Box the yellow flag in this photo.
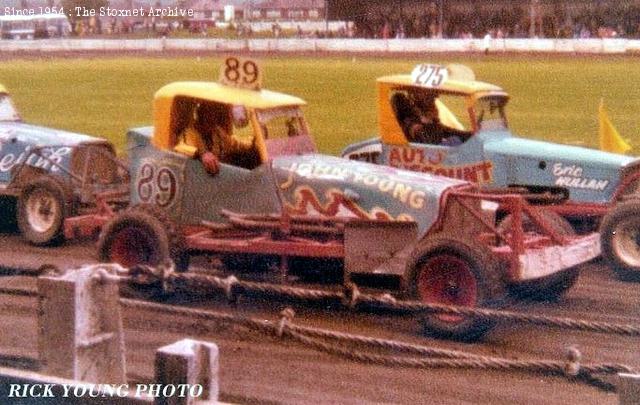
[599,100,631,154]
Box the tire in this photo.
[17,176,73,246]
[405,236,505,341]
[97,204,188,272]
[600,200,640,281]
[499,210,579,299]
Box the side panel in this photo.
[380,136,495,185]
[271,154,454,236]
[179,162,281,225]
[128,128,186,220]
[344,221,418,277]
[0,132,74,187]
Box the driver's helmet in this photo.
[232,105,249,128]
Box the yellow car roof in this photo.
[154,81,307,108]
[377,74,506,97]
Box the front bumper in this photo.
[517,233,601,281]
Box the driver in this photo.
[175,102,252,161]
[392,91,470,146]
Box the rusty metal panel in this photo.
[344,220,417,277]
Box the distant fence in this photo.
[1,37,640,54]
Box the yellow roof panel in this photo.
[377,74,505,96]
[154,81,306,108]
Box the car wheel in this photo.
[499,210,579,299]
[405,236,505,341]
[601,199,640,281]
[97,204,188,272]
[17,176,72,246]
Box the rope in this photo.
[0,287,38,297]
[0,281,634,394]
[163,271,640,337]
[122,298,636,393]
[3,267,640,337]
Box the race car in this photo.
[341,64,640,280]
[0,85,128,245]
[96,57,601,340]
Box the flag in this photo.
[599,99,631,154]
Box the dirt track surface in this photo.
[0,231,638,404]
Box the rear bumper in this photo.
[517,233,601,281]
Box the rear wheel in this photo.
[499,210,579,299]
[405,236,505,341]
[601,200,640,281]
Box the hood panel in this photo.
[0,122,102,146]
[271,154,466,234]
[483,134,638,203]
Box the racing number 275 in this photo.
[413,65,447,87]
[137,163,178,208]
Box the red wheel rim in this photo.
[109,227,153,268]
[417,254,478,323]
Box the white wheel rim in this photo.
[26,189,59,233]
[612,217,640,268]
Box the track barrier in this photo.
[1,38,640,55]
[0,262,637,399]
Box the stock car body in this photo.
[0,85,128,245]
[96,58,601,340]
[341,64,640,279]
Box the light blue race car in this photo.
[342,64,640,280]
[0,86,128,245]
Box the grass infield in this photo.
[0,54,638,155]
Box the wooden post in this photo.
[155,339,219,405]
[37,264,126,384]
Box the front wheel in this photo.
[601,200,640,281]
[17,176,72,246]
[97,204,188,272]
[405,236,505,341]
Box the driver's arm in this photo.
[174,126,206,158]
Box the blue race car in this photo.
[0,85,128,245]
[342,64,640,280]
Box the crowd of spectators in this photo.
[63,1,640,40]
[349,1,640,40]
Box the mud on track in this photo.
[0,229,638,404]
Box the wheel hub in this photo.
[417,254,478,324]
[26,190,58,233]
[613,218,640,268]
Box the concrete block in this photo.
[38,264,126,384]
[155,339,219,405]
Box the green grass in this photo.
[1,54,639,155]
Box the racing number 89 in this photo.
[138,163,178,208]
[224,57,259,85]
